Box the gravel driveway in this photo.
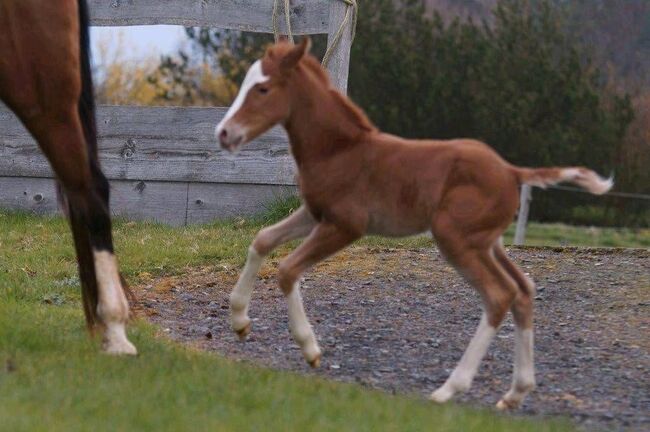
[136,246,649,431]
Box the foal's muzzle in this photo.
[216,122,246,153]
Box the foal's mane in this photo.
[301,55,376,133]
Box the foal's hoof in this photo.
[496,399,519,411]
[429,388,453,404]
[307,354,321,368]
[235,322,252,341]
[102,340,138,356]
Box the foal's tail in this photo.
[514,166,613,195]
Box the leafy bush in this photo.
[350,0,641,225]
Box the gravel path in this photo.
[136,246,650,431]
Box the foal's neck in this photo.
[283,62,375,167]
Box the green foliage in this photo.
[184,27,274,86]
[350,0,640,225]
[146,29,274,106]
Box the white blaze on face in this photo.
[215,60,270,137]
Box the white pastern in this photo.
[230,246,263,333]
[215,60,269,138]
[287,282,321,363]
[93,251,136,355]
[497,327,535,409]
[430,313,496,403]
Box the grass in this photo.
[4,209,646,431]
[503,222,650,248]
[0,306,572,432]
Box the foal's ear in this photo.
[280,37,312,71]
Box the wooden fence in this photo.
[0,0,353,225]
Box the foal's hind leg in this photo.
[230,205,315,339]
[493,242,536,409]
[277,222,358,367]
[430,242,518,403]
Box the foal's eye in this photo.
[257,86,269,94]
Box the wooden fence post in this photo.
[326,1,354,93]
[514,184,532,246]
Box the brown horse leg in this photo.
[230,205,315,339]
[429,239,518,403]
[30,113,136,355]
[277,222,358,367]
[493,241,536,409]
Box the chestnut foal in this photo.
[216,39,612,409]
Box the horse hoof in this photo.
[235,322,252,341]
[103,340,138,356]
[429,389,452,404]
[308,354,321,368]
[496,399,518,411]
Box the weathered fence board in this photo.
[326,1,354,92]
[111,180,190,225]
[0,105,296,185]
[187,183,296,224]
[0,177,59,215]
[88,0,329,34]
[0,176,293,226]
[0,1,353,225]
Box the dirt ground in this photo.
[135,246,650,431]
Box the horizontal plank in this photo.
[0,177,295,225]
[0,105,297,185]
[110,180,189,225]
[0,177,59,215]
[88,0,329,34]
[0,177,189,224]
[187,182,296,224]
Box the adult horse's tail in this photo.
[68,0,101,327]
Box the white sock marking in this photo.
[287,282,320,362]
[93,251,136,355]
[431,313,496,402]
[514,328,535,386]
[498,327,535,408]
[230,246,263,331]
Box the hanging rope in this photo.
[322,0,357,67]
[272,0,358,67]
[272,0,294,44]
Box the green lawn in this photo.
[4,210,645,431]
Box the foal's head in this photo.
[216,38,313,152]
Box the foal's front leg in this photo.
[230,205,315,339]
[277,222,358,367]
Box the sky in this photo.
[90,25,187,64]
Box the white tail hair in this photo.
[560,168,614,195]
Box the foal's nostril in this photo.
[219,128,228,141]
